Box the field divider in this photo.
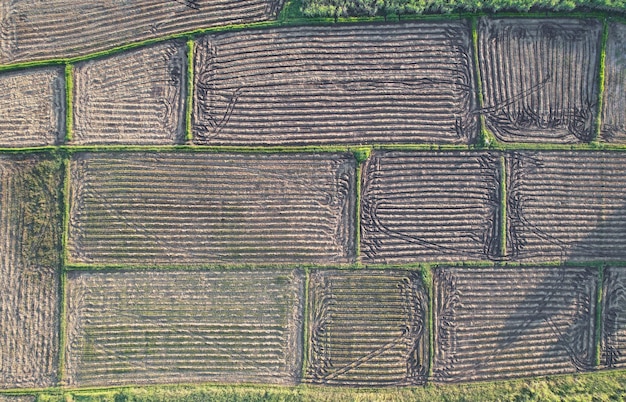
[62,259,620,272]
[185,38,194,143]
[422,264,434,380]
[595,264,605,367]
[593,18,609,144]
[57,154,71,385]
[64,64,73,143]
[499,155,507,258]
[0,12,617,73]
[300,267,311,381]
[352,147,371,266]
[470,17,495,149]
[6,142,626,155]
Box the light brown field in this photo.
[68,152,355,265]
[0,68,64,147]
[65,269,304,386]
[0,0,284,64]
[0,155,63,388]
[306,270,429,386]
[72,41,186,145]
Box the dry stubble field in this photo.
[1,12,626,399]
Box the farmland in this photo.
[0,68,64,147]
[0,155,63,389]
[602,266,626,368]
[65,269,303,386]
[506,152,626,261]
[3,9,626,401]
[306,270,428,386]
[360,151,501,264]
[68,152,355,265]
[478,19,601,143]
[601,23,626,142]
[433,265,597,382]
[192,22,477,145]
[0,0,284,65]
[72,41,186,145]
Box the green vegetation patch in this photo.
[301,0,626,18]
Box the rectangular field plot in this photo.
[192,22,477,146]
[72,41,186,145]
[433,266,597,382]
[601,266,626,368]
[68,152,355,265]
[478,18,601,143]
[601,23,626,142]
[65,269,304,386]
[0,67,64,147]
[0,155,63,388]
[360,151,500,264]
[0,0,283,64]
[506,152,626,262]
[305,270,428,386]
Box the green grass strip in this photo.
[499,155,507,258]
[594,18,609,143]
[64,259,626,272]
[7,142,626,154]
[185,38,194,143]
[57,155,71,384]
[595,264,605,367]
[470,17,495,149]
[300,268,311,380]
[352,147,370,265]
[57,270,67,385]
[64,64,73,143]
[0,12,616,73]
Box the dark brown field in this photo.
[306,270,428,386]
[65,269,304,386]
[506,151,626,261]
[0,155,63,388]
[478,19,601,143]
[72,41,186,145]
[0,67,64,147]
[602,266,626,368]
[193,22,477,145]
[433,265,597,382]
[360,151,501,264]
[0,0,284,64]
[68,152,355,265]
[601,23,626,142]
